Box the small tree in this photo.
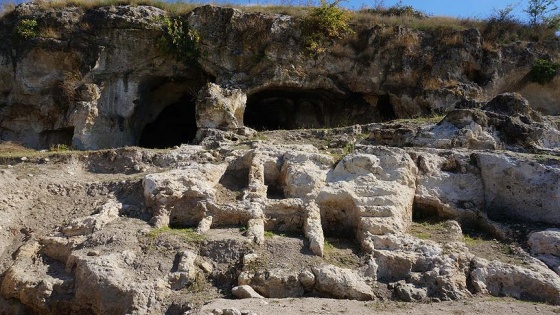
[492,2,519,23]
[524,0,558,26]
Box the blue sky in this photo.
[2,0,560,21]
[363,0,560,21]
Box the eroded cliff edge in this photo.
[1,3,560,149]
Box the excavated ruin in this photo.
[1,3,560,315]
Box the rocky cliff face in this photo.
[0,91,559,314]
[1,3,559,150]
[1,3,560,315]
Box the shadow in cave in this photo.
[138,95,197,149]
[244,88,377,131]
[39,127,74,149]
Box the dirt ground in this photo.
[1,136,560,314]
[199,296,560,315]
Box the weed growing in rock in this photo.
[14,19,38,40]
[156,16,200,65]
[463,234,484,246]
[147,226,205,242]
[50,144,71,151]
[530,58,559,84]
[188,272,208,293]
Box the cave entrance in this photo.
[135,75,205,149]
[244,88,376,131]
[138,96,197,148]
[39,127,74,149]
[377,94,397,121]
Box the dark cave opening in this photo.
[138,95,197,149]
[134,73,207,149]
[377,94,397,121]
[244,88,377,131]
[39,127,74,149]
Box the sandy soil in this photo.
[199,296,560,315]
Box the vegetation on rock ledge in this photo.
[156,16,200,65]
[14,18,38,39]
[530,58,560,84]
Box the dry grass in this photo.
[1,0,557,45]
[235,5,312,18]
[39,26,62,39]
[0,141,38,158]
[349,10,484,32]
[0,2,16,17]
[4,0,201,16]
[422,77,441,90]
[440,32,463,47]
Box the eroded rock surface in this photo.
[1,3,560,315]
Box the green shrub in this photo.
[530,58,560,84]
[157,16,200,65]
[302,0,353,54]
[15,19,39,40]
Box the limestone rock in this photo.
[243,253,259,266]
[0,242,64,314]
[298,270,316,290]
[196,216,213,234]
[177,250,198,276]
[196,83,247,130]
[222,308,242,315]
[442,220,463,241]
[413,150,484,221]
[482,93,560,149]
[312,265,374,301]
[483,92,538,119]
[246,218,265,245]
[528,229,560,275]
[416,109,498,150]
[529,229,560,256]
[143,163,227,227]
[68,252,156,314]
[39,235,86,263]
[394,282,428,302]
[366,93,560,152]
[318,146,417,247]
[280,150,332,198]
[470,258,560,304]
[477,152,560,225]
[61,200,122,236]
[238,269,304,298]
[231,285,264,299]
[303,201,324,256]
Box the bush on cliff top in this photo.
[302,0,353,54]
